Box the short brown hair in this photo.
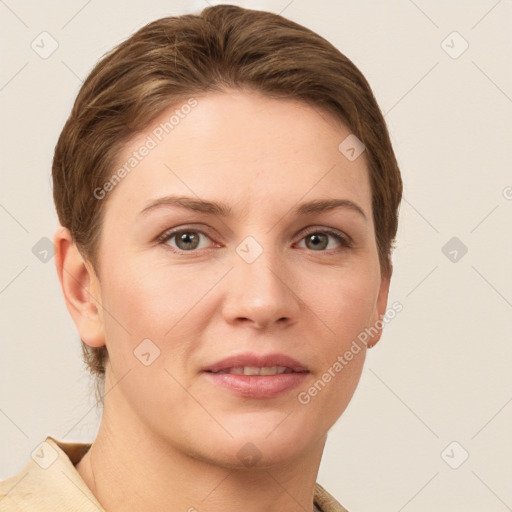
[52,4,402,396]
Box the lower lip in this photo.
[203,371,308,398]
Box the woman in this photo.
[0,4,402,511]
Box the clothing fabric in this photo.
[0,436,349,511]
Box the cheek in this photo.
[309,268,380,345]
[102,258,195,327]
[99,261,220,370]
[296,274,375,424]
[297,269,377,411]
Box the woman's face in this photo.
[88,90,389,467]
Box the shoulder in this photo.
[0,463,37,512]
[314,482,350,512]
[0,436,102,512]
[0,476,23,511]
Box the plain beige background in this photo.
[1,1,511,510]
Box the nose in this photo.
[221,246,300,330]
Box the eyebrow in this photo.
[138,195,367,221]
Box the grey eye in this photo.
[167,231,210,251]
[304,233,329,251]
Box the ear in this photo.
[53,226,106,348]
[367,267,391,348]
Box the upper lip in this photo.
[202,353,309,373]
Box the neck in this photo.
[76,378,326,512]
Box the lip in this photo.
[201,352,308,373]
[201,352,309,399]
[204,373,308,398]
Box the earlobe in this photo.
[367,271,391,348]
[54,226,106,348]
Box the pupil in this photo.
[178,232,199,250]
[308,233,327,250]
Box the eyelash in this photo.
[156,226,353,254]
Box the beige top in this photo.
[0,436,349,511]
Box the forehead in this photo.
[106,90,372,219]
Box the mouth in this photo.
[202,352,308,373]
[202,353,309,398]
[206,366,303,375]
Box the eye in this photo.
[296,228,352,252]
[156,226,352,254]
[157,228,214,252]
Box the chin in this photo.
[202,439,310,470]
[199,414,318,469]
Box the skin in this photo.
[54,89,390,512]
